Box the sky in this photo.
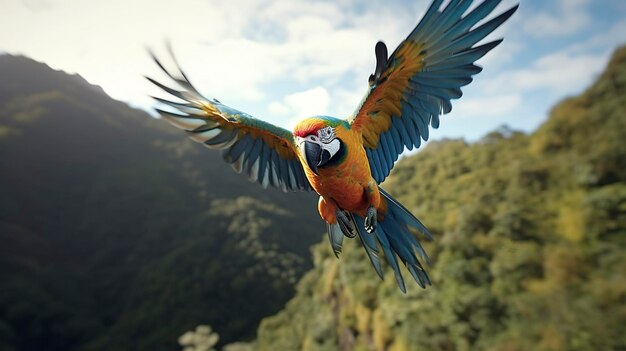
[1,0,625,144]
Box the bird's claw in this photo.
[336,210,356,238]
[365,206,377,233]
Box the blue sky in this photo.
[1,0,625,144]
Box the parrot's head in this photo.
[293,117,346,175]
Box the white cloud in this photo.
[454,94,522,118]
[483,48,609,97]
[566,22,626,55]
[448,9,625,141]
[524,0,591,37]
[491,19,626,98]
[286,86,330,117]
[268,101,290,116]
[331,87,365,119]
[269,86,331,129]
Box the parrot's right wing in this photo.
[147,48,312,192]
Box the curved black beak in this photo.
[304,141,321,175]
[318,149,332,168]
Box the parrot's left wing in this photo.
[348,0,518,183]
[147,49,312,192]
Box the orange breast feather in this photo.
[308,126,374,213]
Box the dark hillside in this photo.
[0,55,320,351]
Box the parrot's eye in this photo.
[318,127,335,143]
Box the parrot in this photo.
[146,0,518,292]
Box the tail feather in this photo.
[375,225,408,293]
[324,187,432,292]
[379,187,432,291]
[386,211,431,267]
[327,223,344,258]
[408,264,430,289]
[379,187,433,241]
[352,215,385,280]
[342,187,432,292]
[384,213,430,289]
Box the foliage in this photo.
[253,46,626,351]
[179,325,219,351]
[178,325,254,351]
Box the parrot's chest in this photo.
[315,175,366,211]
[308,153,372,212]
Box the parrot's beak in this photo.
[301,137,340,175]
[318,149,332,168]
[303,140,322,175]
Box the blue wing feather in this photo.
[447,0,502,37]
[388,125,403,158]
[257,143,270,187]
[393,113,412,149]
[372,149,384,182]
[400,103,419,145]
[223,137,250,163]
[378,133,392,171]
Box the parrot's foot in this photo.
[336,210,356,238]
[365,205,377,233]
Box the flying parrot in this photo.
[147,0,518,292]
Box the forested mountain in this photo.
[253,46,626,351]
[0,55,320,351]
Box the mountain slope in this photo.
[0,55,321,351]
[254,46,626,351]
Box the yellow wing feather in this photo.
[351,41,426,149]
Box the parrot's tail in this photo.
[352,187,433,293]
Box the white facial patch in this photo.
[296,127,340,162]
[324,138,340,158]
[317,126,336,143]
